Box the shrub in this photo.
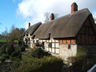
[6,44,14,55]
[70,57,92,72]
[11,50,21,59]
[2,53,9,59]
[0,44,7,55]
[0,43,22,60]
[0,55,6,62]
[20,46,25,52]
[39,56,63,72]
[31,48,51,58]
[0,53,9,63]
[12,59,21,68]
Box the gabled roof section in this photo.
[24,22,42,35]
[34,8,92,39]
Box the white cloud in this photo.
[17,0,74,24]
[24,21,29,29]
[17,0,96,28]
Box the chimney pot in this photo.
[50,13,54,20]
[71,2,78,14]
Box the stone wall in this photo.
[59,44,77,61]
[59,45,96,61]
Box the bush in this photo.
[12,59,21,68]
[0,43,22,61]
[6,44,14,55]
[20,46,25,52]
[11,50,21,59]
[31,48,51,58]
[2,53,9,59]
[17,56,63,72]
[67,56,96,72]
[0,56,6,63]
[0,44,7,55]
[39,56,63,72]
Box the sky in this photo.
[0,0,96,34]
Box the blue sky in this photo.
[0,0,26,34]
[0,0,96,34]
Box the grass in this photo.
[14,40,19,43]
[0,40,18,43]
[0,40,7,43]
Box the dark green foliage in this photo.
[6,44,14,55]
[0,44,7,55]
[20,46,25,52]
[17,56,63,72]
[39,56,63,72]
[0,53,9,62]
[11,50,21,59]
[0,45,63,72]
[69,56,96,72]
[31,48,51,58]
[2,53,9,59]
[8,28,25,41]
[0,61,20,72]
[12,59,21,68]
[0,43,22,62]
[0,56,6,63]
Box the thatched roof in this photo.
[34,8,94,39]
[24,22,42,35]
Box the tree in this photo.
[8,27,25,41]
[0,29,8,40]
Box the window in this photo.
[26,34,28,36]
[52,43,55,47]
[25,38,28,44]
[48,42,52,48]
[36,40,39,43]
[56,49,59,54]
[42,42,45,49]
[28,38,30,44]
[56,43,59,48]
[68,44,71,49]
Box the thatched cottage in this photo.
[23,2,96,60]
[23,22,42,48]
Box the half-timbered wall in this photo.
[40,38,60,54]
[23,34,31,45]
[77,18,96,45]
[24,34,37,48]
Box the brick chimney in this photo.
[49,13,54,20]
[71,2,78,14]
[28,22,31,28]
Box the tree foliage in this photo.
[8,27,25,41]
